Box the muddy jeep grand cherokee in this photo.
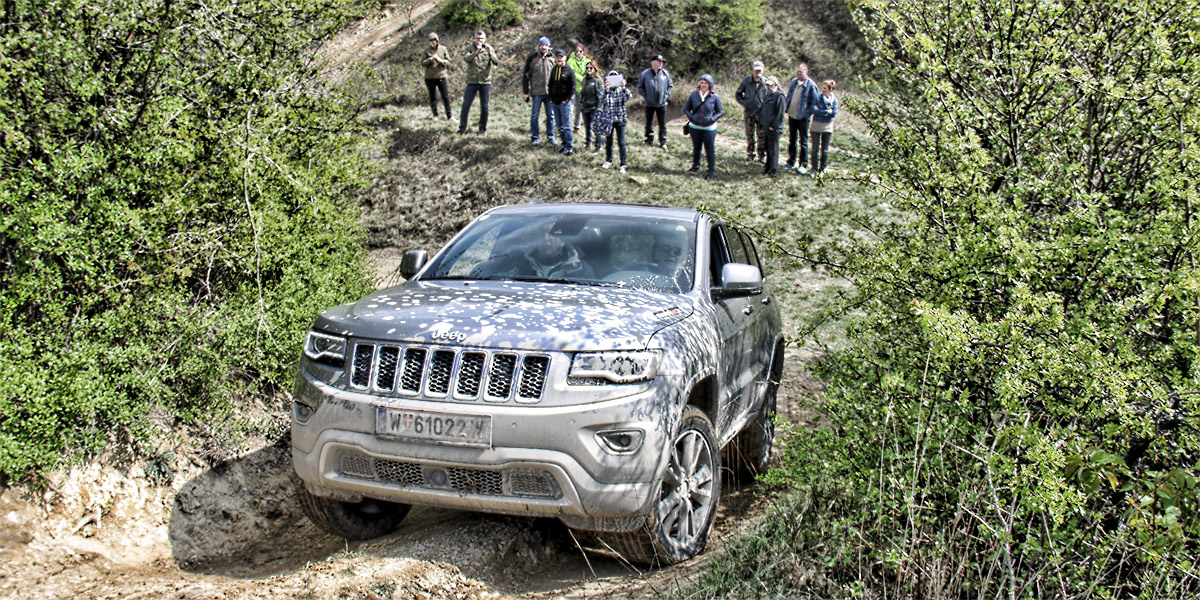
[292,202,784,564]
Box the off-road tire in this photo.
[600,406,721,566]
[296,481,410,540]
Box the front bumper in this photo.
[291,367,681,529]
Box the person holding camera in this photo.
[421,32,452,120]
[458,30,498,135]
[600,71,632,174]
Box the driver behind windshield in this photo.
[498,221,595,279]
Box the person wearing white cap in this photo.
[735,60,768,162]
[759,76,787,178]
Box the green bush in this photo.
[0,0,375,481]
[581,0,763,78]
[439,0,523,30]
[765,0,1200,596]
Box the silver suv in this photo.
[291,203,784,564]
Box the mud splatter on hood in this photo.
[313,280,694,352]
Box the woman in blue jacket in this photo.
[684,74,724,180]
[808,79,838,176]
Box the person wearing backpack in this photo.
[599,71,631,174]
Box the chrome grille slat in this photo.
[518,356,550,399]
[376,346,399,391]
[457,352,485,397]
[400,348,426,392]
[351,344,374,388]
[349,342,547,402]
[487,354,517,399]
[428,350,455,395]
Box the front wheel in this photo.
[296,480,410,540]
[600,406,721,565]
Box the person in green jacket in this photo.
[566,40,591,133]
[458,30,499,135]
[421,32,452,120]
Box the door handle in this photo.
[742,305,753,316]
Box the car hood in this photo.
[313,280,694,352]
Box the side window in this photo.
[709,225,731,284]
[738,230,762,271]
[724,226,751,265]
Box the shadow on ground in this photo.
[168,429,770,593]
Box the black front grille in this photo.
[346,342,551,403]
[337,453,560,499]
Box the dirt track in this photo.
[0,343,812,600]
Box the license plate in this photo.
[376,407,492,447]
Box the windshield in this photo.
[422,212,696,293]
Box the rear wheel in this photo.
[601,406,721,565]
[296,481,410,540]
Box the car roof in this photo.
[483,202,701,222]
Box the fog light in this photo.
[293,401,314,422]
[597,429,644,454]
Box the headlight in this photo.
[304,330,347,366]
[569,350,661,383]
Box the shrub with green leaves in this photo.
[0,0,375,481]
[581,0,763,77]
[439,0,523,30]
[767,0,1200,596]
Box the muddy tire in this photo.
[600,406,721,566]
[296,481,410,540]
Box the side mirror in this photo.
[712,263,763,298]
[399,250,428,279]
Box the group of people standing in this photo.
[421,31,840,180]
[736,61,839,179]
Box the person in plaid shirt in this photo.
[600,71,632,174]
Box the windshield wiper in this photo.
[507,277,619,287]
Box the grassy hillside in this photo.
[343,0,881,353]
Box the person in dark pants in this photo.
[459,30,498,135]
[784,63,819,172]
[683,74,724,180]
[600,71,632,173]
[522,37,556,146]
[421,32,452,119]
[579,62,604,151]
[547,49,576,155]
[759,77,786,178]
[809,79,839,176]
[735,60,767,162]
[637,54,673,148]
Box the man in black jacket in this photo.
[548,49,577,155]
[735,61,768,162]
